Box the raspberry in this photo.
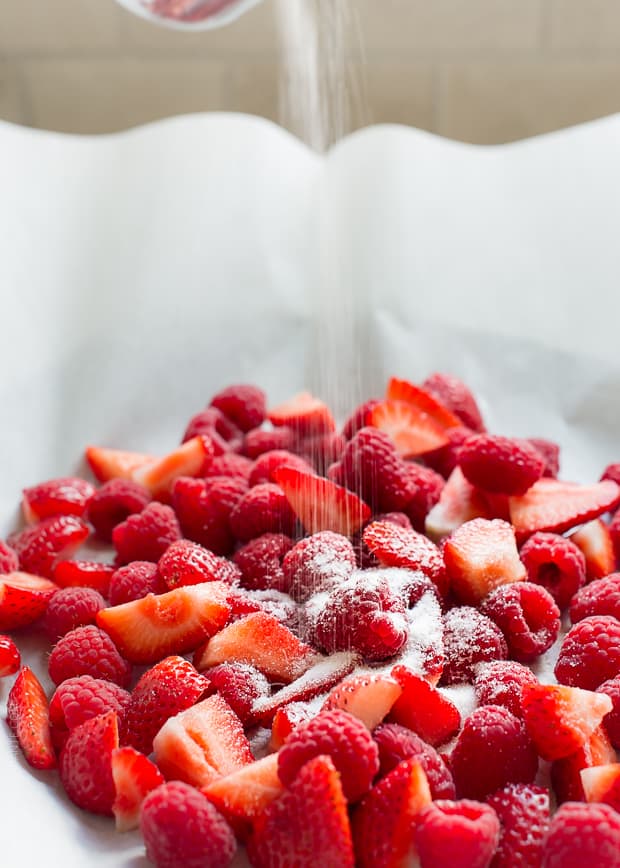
[597,677,620,748]
[458,435,545,496]
[172,475,246,556]
[249,450,313,487]
[570,573,620,624]
[210,384,266,433]
[519,532,587,610]
[0,634,20,677]
[85,479,151,542]
[108,561,166,606]
[610,509,620,565]
[233,533,294,592]
[311,573,408,662]
[542,802,620,868]
[49,624,132,687]
[473,660,538,718]
[373,723,456,799]
[441,607,508,685]
[10,515,89,578]
[158,540,235,589]
[205,662,270,724]
[480,582,560,663]
[422,372,485,433]
[282,531,356,602]
[278,709,379,802]
[49,675,131,735]
[450,705,538,800]
[204,453,253,481]
[229,483,296,542]
[141,781,236,868]
[182,407,243,454]
[424,426,473,479]
[527,438,560,478]
[44,587,107,642]
[486,783,550,868]
[302,432,346,475]
[112,502,181,565]
[404,463,445,531]
[415,799,500,868]
[342,399,380,440]
[0,539,19,574]
[243,426,297,458]
[554,615,620,691]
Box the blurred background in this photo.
[1,0,620,144]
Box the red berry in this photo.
[473,660,538,718]
[53,559,116,595]
[108,560,166,606]
[182,406,243,453]
[158,540,235,589]
[486,783,550,868]
[44,586,107,642]
[48,624,132,687]
[480,582,560,663]
[450,705,538,800]
[597,677,620,748]
[342,399,381,440]
[49,675,131,746]
[554,616,620,691]
[0,539,19,574]
[363,520,448,598]
[423,426,473,480]
[243,426,297,458]
[570,573,620,624]
[206,662,270,725]
[204,453,253,481]
[233,533,294,592]
[210,383,266,433]
[7,666,56,770]
[302,431,346,475]
[510,478,620,539]
[404,463,446,531]
[59,710,119,815]
[0,634,20,677]
[415,799,500,868]
[441,607,508,685]
[282,531,356,602]
[268,391,335,438]
[172,475,247,556]
[373,723,456,799]
[422,372,485,433]
[112,502,181,565]
[458,435,544,496]
[22,476,95,523]
[10,515,89,578]
[527,438,560,478]
[229,483,296,541]
[542,802,620,868]
[249,449,313,486]
[85,478,151,542]
[519,532,587,610]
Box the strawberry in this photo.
[363,520,449,598]
[389,665,461,747]
[274,466,371,536]
[85,446,155,483]
[0,571,57,630]
[551,726,616,803]
[415,799,500,868]
[248,755,354,868]
[111,746,164,831]
[121,656,210,754]
[153,694,253,787]
[373,724,456,799]
[581,763,620,813]
[270,703,314,750]
[0,634,20,677]
[425,467,489,541]
[202,753,283,837]
[570,519,616,583]
[385,377,462,429]
[443,518,526,605]
[0,539,19,574]
[59,710,119,814]
[352,759,432,868]
[53,559,116,595]
[6,666,56,769]
[521,683,613,761]
[22,477,95,523]
[97,581,230,664]
[10,515,89,578]
[268,391,336,437]
[157,539,235,590]
[322,672,403,731]
[422,372,485,433]
[132,436,213,498]
[370,399,450,457]
[210,383,266,433]
[458,435,545,496]
[509,478,620,539]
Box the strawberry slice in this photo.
[248,755,354,868]
[521,683,613,761]
[352,759,431,868]
[385,377,461,430]
[85,446,155,483]
[389,665,460,747]
[268,391,336,437]
[97,581,230,664]
[370,399,450,457]
[202,753,283,838]
[443,517,526,605]
[153,694,253,788]
[6,666,56,770]
[111,746,164,831]
[551,725,616,803]
[322,673,403,730]
[10,515,89,579]
[53,560,116,595]
[194,611,318,683]
[0,571,58,630]
[22,477,96,523]
[509,478,620,539]
[132,436,213,498]
[0,634,20,677]
[425,467,489,540]
[273,466,371,536]
[362,520,449,598]
[570,519,616,583]
[59,710,119,814]
[271,703,314,750]
[581,763,620,812]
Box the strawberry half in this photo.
[10,516,89,579]
[111,746,164,831]
[425,467,489,541]
[385,377,461,430]
[370,399,449,457]
[268,391,336,437]
[59,710,119,814]
[322,673,403,731]
[85,446,155,483]
[22,477,95,523]
[6,666,56,770]
[0,634,20,677]
[362,520,449,598]
[570,519,616,583]
[274,466,371,536]
[581,763,620,813]
[551,725,616,804]
[97,581,230,664]
[53,560,116,595]
[389,665,460,747]
[509,478,620,539]
[202,753,283,838]
[132,436,213,498]
[0,571,58,631]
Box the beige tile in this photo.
[21,59,226,134]
[437,61,620,144]
[548,0,620,52]
[0,0,122,55]
[0,62,27,125]
[361,61,434,131]
[227,61,280,123]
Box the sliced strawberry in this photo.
[0,634,20,677]
[370,399,449,458]
[10,515,89,579]
[202,753,283,838]
[97,581,230,664]
[53,560,116,595]
[248,755,354,868]
[85,446,155,483]
[322,672,403,730]
[385,377,461,430]
[59,710,119,814]
[425,467,489,541]
[402,589,446,685]
[153,694,253,788]
[389,665,461,747]
[274,466,371,536]
[581,763,620,812]
[443,517,526,605]
[271,703,314,750]
[268,391,336,437]
[551,725,616,803]
[6,666,56,770]
[132,436,213,498]
[0,571,58,630]
[352,759,431,868]
[193,611,317,683]
[111,746,164,831]
[570,519,616,583]
[521,683,613,761]
[22,477,95,523]
[509,478,620,539]
[362,520,449,598]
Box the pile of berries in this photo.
[3,374,620,868]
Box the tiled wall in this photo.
[1,0,620,144]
